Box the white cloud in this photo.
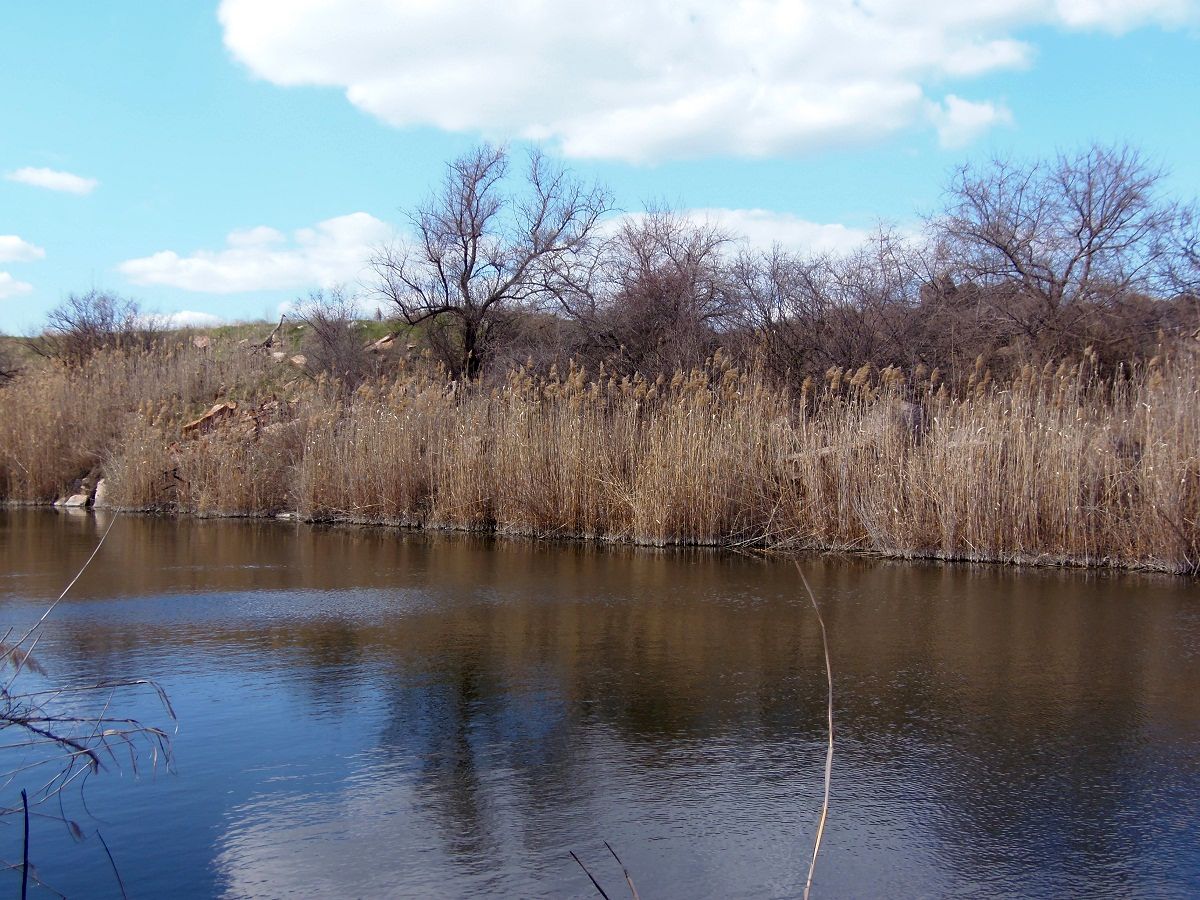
[0,235,44,298]
[277,291,387,320]
[162,310,225,328]
[5,166,98,195]
[604,209,876,257]
[0,272,33,300]
[693,209,874,256]
[227,225,286,248]
[0,235,45,263]
[1054,0,1195,31]
[119,212,394,293]
[218,0,1198,162]
[928,95,1013,148]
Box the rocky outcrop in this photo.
[52,467,104,509]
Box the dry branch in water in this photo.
[797,563,833,900]
[0,516,175,893]
[570,843,641,900]
[569,567,834,900]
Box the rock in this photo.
[60,492,91,508]
[93,478,111,509]
[289,354,307,368]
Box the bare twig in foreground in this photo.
[605,841,641,900]
[796,562,834,900]
[1,514,118,671]
[0,514,174,895]
[20,789,29,900]
[97,830,128,900]
[570,850,612,900]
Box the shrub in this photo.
[31,289,160,366]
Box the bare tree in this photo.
[732,245,823,377]
[735,229,931,379]
[0,343,17,384]
[31,290,159,367]
[372,145,611,379]
[930,144,1173,358]
[296,287,376,387]
[1162,202,1200,300]
[559,209,738,375]
[823,230,930,368]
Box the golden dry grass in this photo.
[1,339,1197,573]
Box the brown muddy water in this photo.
[0,508,1197,898]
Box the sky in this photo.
[1,1,1198,332]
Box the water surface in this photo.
[0,509,1197,898]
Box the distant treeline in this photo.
[343,142,1200,383]
[5,142,1198,390]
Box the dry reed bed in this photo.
[0,343,286,501]
[1,343,1197,573]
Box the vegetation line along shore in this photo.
[1,142,1197,575]
[0,339,1196,575]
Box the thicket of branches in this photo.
[28,290,162,368]
[15,143,1199,389]
[0,344,17,384]
[366,143,1198,386]
[0,523,174,895]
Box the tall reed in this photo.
[1,340,1196,573]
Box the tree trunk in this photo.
[461,321,481,380]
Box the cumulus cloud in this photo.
[218,0,1197,162]
[5,166,98,195]
[0,235,45,263]
[161,310,225,328]
[0,272,33,300]
[604,209,875,257]
[694,209,874,255]
[928,95,1013,148]
[119,212,394,293]
[1054,0,1195,31]
[276,291,387,320]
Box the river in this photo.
[0,509,1196,898]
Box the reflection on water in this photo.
[0,509,1197,898]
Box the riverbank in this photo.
[2,338,1196,575]
[12,501,1188,578]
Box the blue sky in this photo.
[2,1,1198,332]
